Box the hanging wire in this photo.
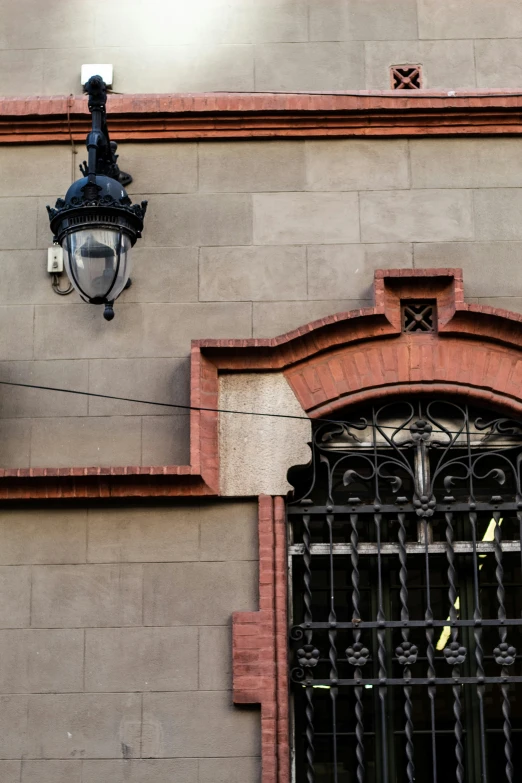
[47,94,76,298]
[0,379,515,436]
[51,272,73,296]
[108,88,522,99]
[0,379,315,421]
[66,93,78,184]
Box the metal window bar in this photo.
[288,399,522,783]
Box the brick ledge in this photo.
[2,90,522,142]
[0,467,214,500]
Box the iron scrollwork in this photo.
[288,399,522,783]
[289,399,522,510]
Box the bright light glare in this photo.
[436,597,460,651]
[153,0,235,45]
[435,517,502,651]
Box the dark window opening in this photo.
[288,398,522,782]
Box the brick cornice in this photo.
[0,466,215,500]
[2,90,522,142]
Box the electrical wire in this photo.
[0,379,516,437]
[107,89,522,99]
[0,379,316,422]
[66,93,78,184]
[50,272,73,296]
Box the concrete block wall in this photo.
[2,0,522,95]
[4,136,522,466]
[0,500,260,782]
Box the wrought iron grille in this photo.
[287,399,522,783]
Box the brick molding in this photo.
[283,269,522,417]
[5,267,522,499]
[233,495,289,783]
[2,90,522,142]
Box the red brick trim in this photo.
[0,468,214,501]
[282,271,522,417]
[232,495,289,783]
[6,267,522,499]
[3,90,522,142]
[274,496,290,783]
[190,346,219,491]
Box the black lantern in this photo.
[47,76,147,321]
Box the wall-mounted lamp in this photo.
[47,76,147,321]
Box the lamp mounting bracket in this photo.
[80,75,132,187]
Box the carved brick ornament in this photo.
[391,65,422,89]
[402,302,435,332]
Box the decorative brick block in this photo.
[391,65,422,89]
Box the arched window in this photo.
[288,399,522,783]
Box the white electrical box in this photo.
[47,246,64,274]
[81,64,113,89]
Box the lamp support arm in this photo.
[81,76,132,186]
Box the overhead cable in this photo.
[0,380,515,437]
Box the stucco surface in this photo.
[0,502,260,779]
[219,372,311,496]
[0,0,519,94]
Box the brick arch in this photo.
[224,268,522,783]
[182,267,522,497]
[277,271,522,421]
[195,268,522,429]
[285,337,522,420]
[6,267,522,502]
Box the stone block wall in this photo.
[3,136,522,467]
[3,0,522,94]
[0,500,260,782]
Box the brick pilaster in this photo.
[232,495,289,783]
